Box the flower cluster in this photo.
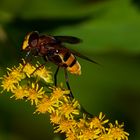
[0,61,129,140]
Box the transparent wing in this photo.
[70,49,98,64]
[54,36,82,44]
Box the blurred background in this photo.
[0,0,140,139]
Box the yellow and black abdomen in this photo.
[60,51,81,75]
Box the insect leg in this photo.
[64,69,92,117]
[54,66,60,86]
[31,63,45,76]
[20,51,32,71]
[64,69,74,98]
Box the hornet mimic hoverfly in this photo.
[21,31,97,98]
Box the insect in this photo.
[21,31,97,98]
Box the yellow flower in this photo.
[57,98,80,119]
[1,66,24,92]
[77,116,86,128]
[22,62,36,77]
[50,87,70,102]
[1,74,18,92]
[50,112,62,124]
[78,127,100,140]
[35,95,55,114]
[54,118,76,133]
[34,65,53,84]
[26,83,45,105]
[107,120,129,140]
[89,112,109,131]
[0,61,129,140]
[97,134,114,140]
[66,131,78,140]
[74,115,101,140]
[11,86,28,100]
[7,66,25,81]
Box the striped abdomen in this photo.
[56,51,81,75]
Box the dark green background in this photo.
[0,0,140,139]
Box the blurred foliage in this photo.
[0,0,140,139]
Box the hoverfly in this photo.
[21,31,97,98]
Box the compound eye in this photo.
[31,39,38,47]
[29,31,39,47]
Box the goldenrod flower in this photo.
[1,74,18,92]
[77,115,89,129]
[7,66,25,81]
[97,134,113,140]
[35,95,55,114]
[50,112,62,124]
[78,127,100,140]
[54,118,76,133]
[26,83,45,105]
[66,131,78,140]
[1,66,24,92]
[0,61,129,140]
[21,61,36,77]
[11,86,28,100]
[56,98,80,119]
[89,112,109,131]
[75,115,101,140]
[107,121,129,140]
[34,65,53,84]
[50,87,70,102]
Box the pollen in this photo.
[1,75,17,92]
[7,66,25,80]
[34,65,53,83]
[66,131,78,140]
[77,115,88,129]
[58,99,80,119]
[97,134,113,140]
[21,62,36,77]
[26,83,45,105]
[54,119,76,133]
[1,66,24,92]
[50,87,70,101]
[78,127,100,140]
[50,112,62,124]
[89,112,109,131]
[35,95,55,114]
[107,120,129,140]
[11,86,28,100]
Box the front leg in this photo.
[30,55,48,75]
[54,66,60,86]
